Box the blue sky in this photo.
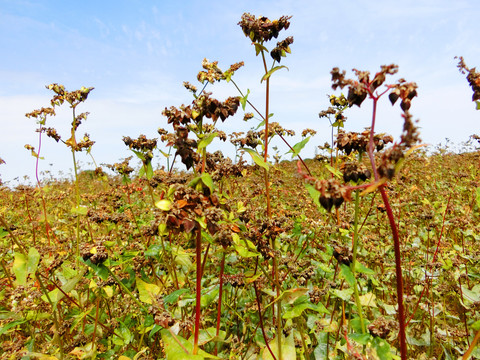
[1,0,479,185]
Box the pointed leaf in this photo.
[136,278,161,304]
[254,43,268,56]
[287,136,310,158]
[261,65,289,83]
[155,199,173,211]
[27,247,40,275]
[240,89,250,111]
[305,183,322,209]
[325,164,342,179]
[161,329,218,359]
[340,264,355,287]
[243,148,270,171]
[262,332,296,360]
[12,252,27,286]
[41,272,85,304]
[197,133,218,150]
[71,205,88,215]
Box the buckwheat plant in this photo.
[299,65,420,359]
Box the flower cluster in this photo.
[47,83,94,108]
[331,64,417,109]
[197,59,244,84]
[238,13,292,43]
[341,162,371,183]
[456,56,480,101]
[315,178,350,212]
[270,36,294,63]
[336,129,393,155]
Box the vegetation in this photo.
[1,13,480,360]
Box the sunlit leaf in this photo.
[286,136,310,158]
[136,278,161,304]
[197,133,218,150]
[359,292,377,307]
[232,233,259,258]
[27,247,40,275]
[240,89,250,111]
[13,252,27,286]
[261,65,289,83]
[262,332,296,360]
[161,329,218,359]
[325,164,342,179]
[155,199,173,211]
[71,205,88,215]
[330,288,354,302]
[243,148,270,171]
[41,272,85,304]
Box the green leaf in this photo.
[200,173,214,194]
[71,205,88,216]
[472,319,480,330]
[172,246,194,270]
[240,89,250,111]
[114,322,134,346]
[164,289,190,305]
[283,303,309,319]
[325,164,343,179]
[145,162,154,180]
[372,336,394,360]
[254,42,268,56]
[243,148,270,171]
[460,284,480,307]
[197,133,218,150]
[476,100,480,110]
[359,292,377,307]
[304,183,322,209]
[161,329,218,359]
[476,187,480,209]
[13,252,27,285]
[354,261,375,275]
[261,65,289,83]
[188,173,215,194]
[313,333,329,359]
[0,319,28,336]
[131,149,146,161]
[330,288,354,302]
[155,199,173,211]
[27,247,40,275]
[41,272,85,304]
[262,332,296,360]
[349,332,372,345]
[340,264,355,287]
[159,149,171,158]
[136,278,161,304]
[287,136,310,158]
[232,233,259,258]
[201,288,219,308]
[0,227,7,238]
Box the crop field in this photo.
[1,12,480,360]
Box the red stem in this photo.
[379,187,407,359]
[367,92,407,360]
[254,280,277,360]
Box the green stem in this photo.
[260,47,281,360]
[35,273,64,359]
[193,229,202,355]
[106,266,148,312]
[351,188,366,334]
[214,252,226,356]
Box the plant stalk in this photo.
[193,229,202,355]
